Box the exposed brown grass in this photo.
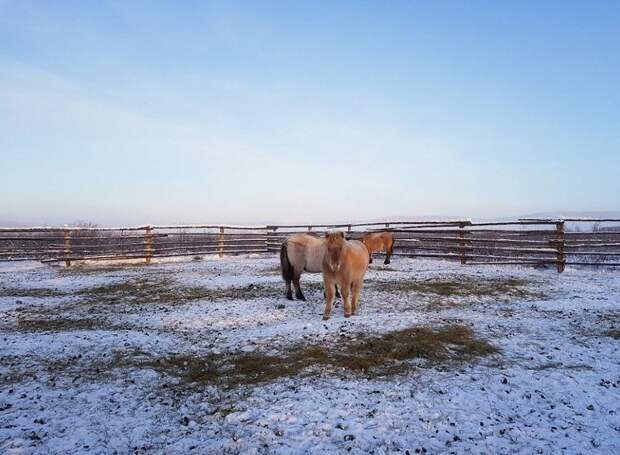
[136,325,498,388]
[369,277,545,300]
[603,329,620,339]
[58,263,150,276]
[258,265,282,276]
[77,276,282,306]
[16,318,104,332]
[9,277,288,326]
[0,325,497,391]
[0,287,65,298]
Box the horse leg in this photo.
[341,281,352,317]
[351,280,362,315]
[285,279,293,300]
[293,272,306,301]
[324,284,341,299]
[281,242,294,300]
[384,241,393,265]
[323,277,336,320]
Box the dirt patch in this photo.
[134,324,498,388]
[369,277,545,300]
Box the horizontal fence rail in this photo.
[1,219,619,271]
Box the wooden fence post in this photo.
[458,223,467,265]
[63,226,72,267]
[144,225,153,265]
[269,226,278,253]
[555,221,565,273]
[219,227,225,258]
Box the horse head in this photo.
[324,231,345,272]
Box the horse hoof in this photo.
[344,313,351,318]
[297,295,306,301]
[384,261,390,265]
[286,293,294,301]
[322,315,331,321]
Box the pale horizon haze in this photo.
[1,1,619,226]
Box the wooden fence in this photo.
[1,218,619,272]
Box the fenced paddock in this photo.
[1,252,619,453]
[1,218,620,271]
[1,217,619,453]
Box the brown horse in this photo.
[322,232,369,320]
[280,233,341,301]
[360,232,395,265]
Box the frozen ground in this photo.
[0,256,618,454]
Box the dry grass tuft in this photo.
[0,325,497,390]
[369,277,544,300]
[603,329,620,339]
[0,287,65,298]
[16,318,104,332]
[133,325,498,388]
[8,276,287,326]
[58,263,150,276]
[77,277,281,306]
[258,265,282,276]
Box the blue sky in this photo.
[1,1,619,225]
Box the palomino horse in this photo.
[280,233,341,300]
[322,232,369,320]
[360,231,395,265]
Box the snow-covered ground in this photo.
[0,256,618,454]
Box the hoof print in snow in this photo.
[344,434,355,441]
[276,304,286,309]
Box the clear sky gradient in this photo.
[1,1,619,225]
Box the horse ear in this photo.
[324,232,329,238]
[339,232,345,239]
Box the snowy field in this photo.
[0,255,619,454]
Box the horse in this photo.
[360,231,395,265]
[280,233,341,301]
[322,231,370,320]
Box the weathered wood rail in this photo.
[1,218,619,272]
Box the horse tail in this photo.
[280,241,294,282]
